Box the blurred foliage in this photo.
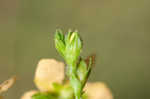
[0,0,150,99]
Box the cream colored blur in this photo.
[84,82,113,99]
[21,90,38,99]
[0,76,16,99]
[34,59,65,92]
[0,76,16,94]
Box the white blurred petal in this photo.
[84,82,113,99]
[34,59,65,92]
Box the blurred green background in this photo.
[0,0,150,99]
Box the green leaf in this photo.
[52,83,74,99]
[52,83,63,92]
[55,29,65,57]
[32,92,57,99]
[77,59,88,82]
[85,55,95,72]
[59,84,74,99]
[77,55,95,90]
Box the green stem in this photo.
[67,64,82,99]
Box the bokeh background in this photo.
[0,0,150,99]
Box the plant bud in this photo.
[64,31,82,65]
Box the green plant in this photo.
[55,29,94,99]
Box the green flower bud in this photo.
[55,30,82,65]
[64,30,82,65]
